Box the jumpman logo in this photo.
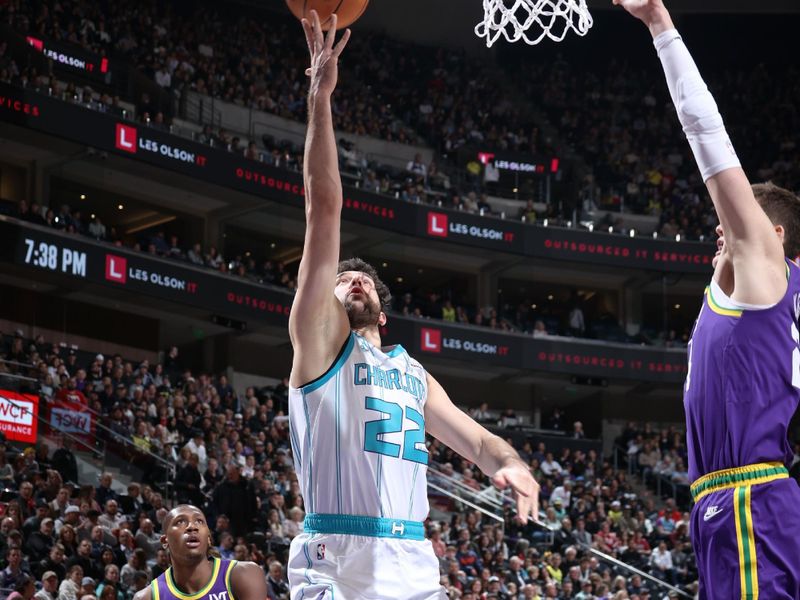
[703,505,723,522]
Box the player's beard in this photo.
[344,295,381,330]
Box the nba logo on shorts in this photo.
[316,544,326,560]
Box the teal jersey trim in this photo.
[334,371,342,513]
[301,333,356,394]
[304,513,425,541]
[385,344,406,358]
[301,388,314,513]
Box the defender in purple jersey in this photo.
[132,505,266,600]
[616,1,800,598]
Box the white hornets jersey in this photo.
[289,332,430,521]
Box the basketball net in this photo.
[475,0,593,47]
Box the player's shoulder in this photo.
[133,584,153,600]
[229,560,264,581]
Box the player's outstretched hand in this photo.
[492,460,540,524]
[612,0,674,36]
[301,10,351,98]
[612,0,668,23]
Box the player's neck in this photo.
[354,326,381,348]
[169,556,214,593]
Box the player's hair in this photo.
[753,182,800,259]
[337,258,392,311]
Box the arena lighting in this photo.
[543,218,549,227]
[396,276,403,283]
[79,194,86,200]
[608,226,613,233]
[674,304,681,309]
[588,223,594,232]
[629,229,636,238]
[270,243,276,248]
[676,234,681,242]
[381,262,388,267]
[117,204,124,210]
[653,232,658,239]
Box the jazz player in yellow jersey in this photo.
[287,11,541,600]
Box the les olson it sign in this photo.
[115,124,207,166]
[420,328,511,356]
[427,212,515,243]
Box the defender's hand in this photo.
[302,10,351,98]
[492,460,540,524]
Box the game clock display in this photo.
[20,237,88,277]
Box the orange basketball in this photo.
[285,0,370,31]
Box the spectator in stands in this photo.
[150,550,169,580]
[540,452,563,477]
[97,502,124,532]
[1,547,29,593]
[34,571,58,600]
[469,403,492,424]
[94,475,116,509]
[650,541,675,584]
[95,563,124,600]
[131,520,158,564]
[35,543,66,583]
[265,561,289,600]
[119,549,149,590]
[24,519,54,563]
[67,540,99,581]
[212,466,256,538]
[174,453,202,506]
[406,154,427,184]
[499,408,519,428]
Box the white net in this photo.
[475,0,593,47]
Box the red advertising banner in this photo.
[0,390,39,444]
[50,406,93,435]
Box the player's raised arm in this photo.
[424,374,540,524]
[614,0,786,304]
[289,11,353,386]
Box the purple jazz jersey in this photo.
[684,260,800,481]
[152,557,236,600]
[685,259,800,599]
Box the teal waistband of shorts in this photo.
[303,513,425,541]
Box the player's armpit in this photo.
[230,561,268,600]
[707,169,787,305]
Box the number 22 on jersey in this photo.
[363,397,428,464]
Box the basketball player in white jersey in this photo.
[286,11,540,599]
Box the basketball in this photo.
[285,0,370,31]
